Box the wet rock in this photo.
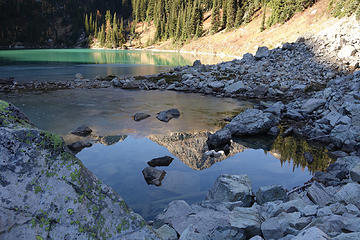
[207,174,254,207]
[155,224,178,240]
[255,47,270,59]
[306,182,334,207]
[133,112,151,121]
[207,128,232,152]
[225,109,279,137]
[256,185,288,205]
[304,152,314,164]
[142,167,166,186]
[67,141,92,152]
[71,125,92,137]
[157,109,181,122]
[148,156,174,167]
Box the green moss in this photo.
[0,100,9,112]
[34,186,42,194]
[67,208,74,216]
[43,131,64,151]
[116,219,130,233]
[36,236,44,240]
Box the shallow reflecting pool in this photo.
[0,88,332,219]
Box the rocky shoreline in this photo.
[1,18,360,239]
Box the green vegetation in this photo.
[330,0,360,20]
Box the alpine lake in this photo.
[0,49,333,219]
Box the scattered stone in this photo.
[193,60,202,66]
[207,174,254,207]
[256,185,288,205]
[67,141,92,152]
[267,126,280,136]
[75,73,84,79]
[155,224,178,240]
[71,125,92,137]
[157,108,181,122]
[142,167,166,186]
[148,156,174,167]
[224,81,245,94]
[301,98,326,114]
[350,162,360,182]
[292,227,329,240]
[307,182,334,207]
[134,112,151,121]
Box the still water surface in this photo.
[0,88,331,219]
[0,49,232,82]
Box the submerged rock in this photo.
[206,128,232,152]
[67,141,92,152]
[71,125,92,137]
[148,156,174,167]
[134,112,151,121]
[156,108,180,122]
[0,100,159,240]
[142,167,166,186]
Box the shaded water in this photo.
[0,88,332,219]
[0,49,232,82]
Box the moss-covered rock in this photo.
[0,100,160,240]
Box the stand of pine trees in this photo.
[84,11,126,48]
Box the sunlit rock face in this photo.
[149,131,246,170]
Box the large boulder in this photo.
[225,109,279,136]
[0,101,159,240]
[142,167,166,186]
[206,174,254,207]
[255,47,270,60]
[301,98,326,114]
[224,81,246,94]
[306,182,334,207]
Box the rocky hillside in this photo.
[0,100,159,239]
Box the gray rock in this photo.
[71,125,92,137]
[206,128,232,151]
[230,206,262,237]
[307,182,334,207]
[207,174,254,207]
[284,109,304,120]
[255,47,270,59]
[75,73,84,79]
[317,206,332,217]
[193,60,202,66]
[350,162,360,182]
[264,102,285,116]
[142,167,166,186]
[208,81,225,91]
[300,205,318,217]
[261,212,301,239]
[256,185,288,205]
[225,109,279,136]
[179,225,207,240]
[134,112,151,121]
[292,227,329,240]
[148,156,174,167]
[301,98,326,114]
[157,109,181,122]
[267,126,280,136]
[67,141,92,152]
[224,81,246,94]
[155,224,178,240]
[249,236,264,240]
[335,183,360,208]
[333,232,360,240]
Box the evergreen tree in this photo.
[235,0,244,27]
[221,0,227,30]
[226,0,236,29]
[84,13,89,34]
[211,0,220,33]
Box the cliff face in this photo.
[0,100,159,240]
[149,131,246,170]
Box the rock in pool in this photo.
[67,141,92,152]
[142,167,166,186]
[156,108,180,122]
[148,156,174,167]
[71,125,92,137]
[134,112,151,121]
